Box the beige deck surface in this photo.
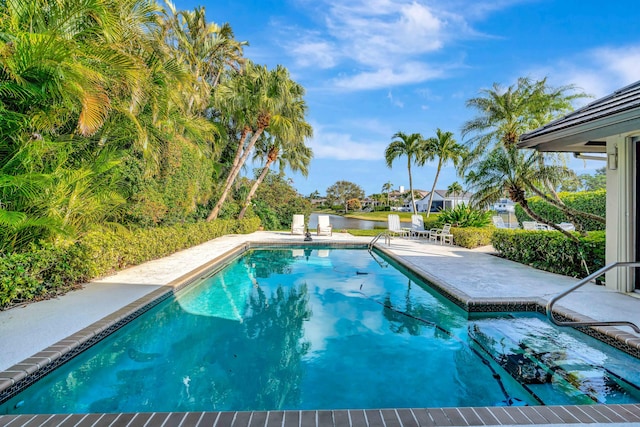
[1,230,639,371]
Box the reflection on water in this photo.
[3,248,640,414]
[307,213,408,230]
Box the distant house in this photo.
[415,190,472,212]
[492,198,516,213]
[519,79,640,292]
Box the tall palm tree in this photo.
[237,122,313,219]
[461,77,602,225]
[207,63,305,221]
[465,146,578,240]
[422,129,467,217]
[385,132,425,215]
[446,182,463,209]
[382,181,393,206]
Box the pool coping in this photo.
[1,240,640,426]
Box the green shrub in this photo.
[514,190,605,231]
[451,227,494,249]
[491,229,605,278]
[437,203,491,227]
[0,218,261,309]
[423,214,441,230]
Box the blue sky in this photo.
[176,0,640,197]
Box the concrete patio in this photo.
[1,231,640,426]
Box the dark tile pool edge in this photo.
[0,243,252,405]
[1,405,640,426]
[1,241,640,425]
[373,244,640,359]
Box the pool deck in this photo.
[1,231,640,426]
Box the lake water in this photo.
[308,213,408,230]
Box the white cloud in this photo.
[529,44,640,100]
[307,124,387,160]
[284,0,509,90]
[333,62,444,91]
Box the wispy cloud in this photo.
[528,44,640,99]
[283,0,514,90]
[307,124,387,160]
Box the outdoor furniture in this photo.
[411,214,430,239]
[291,214,305,235]
[558,222,576,231]
[522,221,552,231]
[316,215,333,236]
[492,216,508,229]
[429,223,453,245]
[387,214,410,238]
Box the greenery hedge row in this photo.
[451,227,494,249]
[515,190,605,231]
[491,229,605,278]
[0,218,261,309]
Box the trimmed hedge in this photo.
[0,218,261,309]
[491,229,605,278]
[451,227,494,249]
[515,190,605,231]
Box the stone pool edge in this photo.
[1,240,640,426]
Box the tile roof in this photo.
[518,80,640,152]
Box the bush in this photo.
[491,229,605,278]
[451,227,494,249]
[438,203,491,228]
[0,218,261,309]
[514,190,605,231]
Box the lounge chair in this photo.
[429,223,453,245]
[316,215,333,236]
[387,214,410,238]
[557,222,576,231]
[411,214,430,239]
[492,216,508,229]
[291,214,305,235]
[522,221,537,230]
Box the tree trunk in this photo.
[510,187,579,242]
[425,161,443,217]
[408,160,416,215]
[523,178,605,224]
[237,158,274,219]
[207,127,264,221]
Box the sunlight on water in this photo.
[1,248,639,414]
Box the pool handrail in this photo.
[368,231,389,250]
[546,261,640,334]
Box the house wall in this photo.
[605,135,637,292]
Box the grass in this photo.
[345,229,383,237]
[344,211,441,222]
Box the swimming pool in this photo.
[1,247,639,414]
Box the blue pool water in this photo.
[1,248,640,414]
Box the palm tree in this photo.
[382,181,393,206]
[460,77,602,225]
[385,132,426,215]
[422,129,467,217]
[465,146,579,240]
[207,63,303,221]
[446,182,463,209]
[237,131,313,219]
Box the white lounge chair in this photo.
[387,214,409,238]
[557,222,576,231]
[492,216,508,229]
[429,223,453,245]
[316,215,333,236]
[291,214,305,235]
[411,214,430,239]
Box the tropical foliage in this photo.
[515,190,606,231]
[325,181,364,214]
[437,203,491,228]
[385,132,425,214]
[0,0,312,255]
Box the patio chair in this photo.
[291,214,305,235]
[316,215,333,236]
[557,222,576,231]
[411,214,430,239]
[522,221,537,230]
[387,214,410,238]
[429,223,453,245]
[492,216,508,229]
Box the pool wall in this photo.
[1,240,640,426]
